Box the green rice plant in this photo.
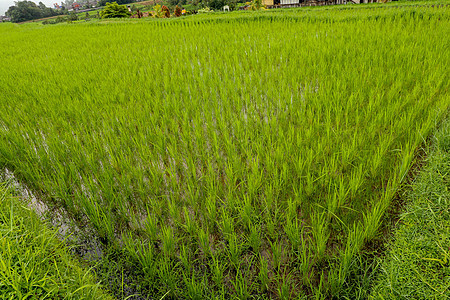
[277,271,293,300]
[157,256,178,297]
[269,239,285,273]
[178,244,191,271]
[183,271,204,300]
[218,209,235,240]
[144,207,159,241]
[232,259,255,300]
[226,234,242,268]
[258,255,270,292]
[311,212,330,263]
[197,226,211,257]
[284,216,302,251]
[0,2,449,298]
[297,234,313,285]
[161,225,176,258]
[210,254,226,286]
[132,240,157,282]
[247,223,261,254]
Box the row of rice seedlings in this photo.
[0,4,448,298]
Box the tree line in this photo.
[6,1,66,23]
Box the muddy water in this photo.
[1,168,153,299]
[1,168,103,260]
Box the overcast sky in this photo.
[1,0,58,16]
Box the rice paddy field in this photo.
[0,2,449,298]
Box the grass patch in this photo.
[371,118,450,299]
[0,182,111,299]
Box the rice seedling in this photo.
[0,2,449,298]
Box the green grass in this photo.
[0,182,112,299]
[0,2,449,298]
[370,118,450,299]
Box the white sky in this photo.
[1,0,59,16]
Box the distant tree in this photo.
[67,11,78,21]
[225,0,239,10]
[98,0,132,6]
[208,0,226,10]
[5,1,61,23]
[196,0,238,10]
[6,1,41,22]
[100,2,131,18]
[250,0,262,10]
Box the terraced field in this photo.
[0,3,449,298]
